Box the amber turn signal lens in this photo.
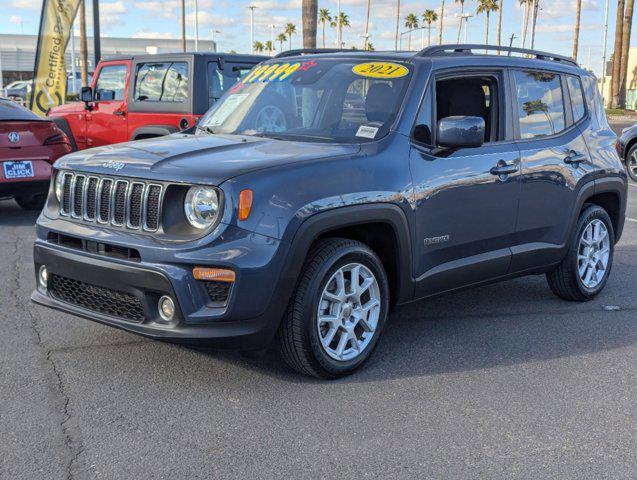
[238,189,253,221]
[193,267,236,282]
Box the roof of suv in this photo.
[101,52,267,63]
[274,44,585,74]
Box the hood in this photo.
[55,133,360,185]
[48,101,86,115]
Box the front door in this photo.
[87,63,129,147]
[409,70,521,298]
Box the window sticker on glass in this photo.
[352,62,409,79]
[207,93,250,126]
[356,125,380,139]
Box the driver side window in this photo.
[94,64,127,101]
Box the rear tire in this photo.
[277,238,390,379]
[626,144,637,182]
[546,205,614,301]
[14,192,46,211]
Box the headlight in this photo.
[184,186,220,229]
[54,171,65,202]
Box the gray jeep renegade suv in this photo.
[32,45,627,378]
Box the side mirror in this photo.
[436,115,485,149]
[80,86,93,103]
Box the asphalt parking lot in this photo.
[2,169,636,478]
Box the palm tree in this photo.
[520,0,531,48]
[363,0,371,50]
[265,40,275,56]
[405,13,419,50]
[367,42,375,51]
[496,0,503,51]
[318,8,331,48]
[302,0,318,48]
[619,0,635,107]
[455,0,465,43]
[610,0,624,108]
[394,0,401,50]
[423,9,438,47]
[438,0,445,44]
[285,23,296,50]
[79,0,89,86]
[477,0,498,46]
[530,0,539,49]
[277,32,287,53]
[572,0,582,59]
[253,41,264,53]
[330,12,350,47]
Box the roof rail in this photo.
[414,44,578,66]
[274,48,348,59]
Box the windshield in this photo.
[198,58,412,143]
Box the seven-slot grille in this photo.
[59,172,163,231]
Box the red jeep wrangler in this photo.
[48,52,266,150]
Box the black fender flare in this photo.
[594,176,628,242]
[50,117,78,151]
[130,125,178,140]
[278,203,414,305]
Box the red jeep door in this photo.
[87,62,129,147]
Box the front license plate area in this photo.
[3,160,34,179]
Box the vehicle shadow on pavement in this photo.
[0,200,40,227]
[191,270,637,384]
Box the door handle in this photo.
[113,109,126,117]
[490,161,519,176]
[564,151,586,165]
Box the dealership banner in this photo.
[30,0,81,115]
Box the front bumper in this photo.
[31,226,292,349]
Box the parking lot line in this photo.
[627,218,637,223]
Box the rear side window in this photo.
[512,70,565,139]
[566,75,586,122]
[207,62,252,107]
[95,64,127,101]
[134,62,189,102]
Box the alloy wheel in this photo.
[316,263,381,361]
[577,219,610,289]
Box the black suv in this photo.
[32,45,627,378]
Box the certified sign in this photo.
[8,132,20,143]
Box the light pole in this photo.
[600,0,610,105]
[358,33,370,50]
[211,29,221,51]
[268,24,278,54]
[248,5,257,54]
[194,0,199,52]
[70,25,77,94]
[455,13,473,44]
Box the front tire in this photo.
[546,205,614,301]
[14,192,46,211]
[277,238,390,379]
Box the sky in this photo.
[0,0,631,77]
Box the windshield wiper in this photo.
[197,125,216,135]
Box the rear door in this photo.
[86,62,129,147]
[508,69,595,272]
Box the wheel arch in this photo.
[130,125,179,141]
[50,117,78,151]
[281,204,414,306]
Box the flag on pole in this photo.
[30,0,81,116]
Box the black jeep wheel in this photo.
[14,192,46,211]
[626,144,637,182]
[277,238,390,379]
[546,205,614,301]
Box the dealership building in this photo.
[0,33,216,88]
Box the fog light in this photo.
[158,295,175,322]
[38,265,48,289]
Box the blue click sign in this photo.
[3,161,34,179]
